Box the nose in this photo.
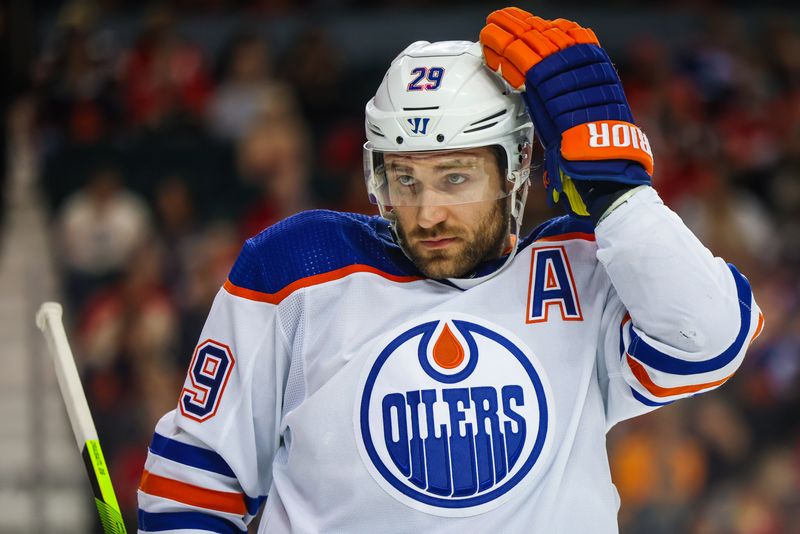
[415,202,449,229]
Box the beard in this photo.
[395,200,510,279]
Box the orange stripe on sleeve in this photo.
[626,355,732,398]
[139,469,246,516]
[223,264,423,304]
[749,312,765,346]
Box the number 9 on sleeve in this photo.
[180,339,236,422]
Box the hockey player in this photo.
[138,8,763,533]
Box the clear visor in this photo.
[364,145,514,207]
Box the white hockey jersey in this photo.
[138,187,763,533]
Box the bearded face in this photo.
[386,147,511,279]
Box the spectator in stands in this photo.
[207,31,296,142]
[610,408,707,534]
[236,114,310,239]
[120,5,212,128]
[56,165,151,310]
[281,27,345,131]
[35,0,120,147]
[674,167,779,273]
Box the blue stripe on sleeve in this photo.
[138,510,247,533]
[630,387,674,407]
[627,264,752,376]
[245,494,267,517]
[149,433,235,477]
[148,433,267,515]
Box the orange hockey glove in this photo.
[480,7,653,221]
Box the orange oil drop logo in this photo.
[432,323,465,369]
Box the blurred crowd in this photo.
[606,13,800,533]
[15,1,800,531]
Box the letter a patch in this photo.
[526,246,583,323]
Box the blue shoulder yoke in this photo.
[227,210,418,294]
[228,210,595,294]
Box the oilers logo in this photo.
[355,314,554,517]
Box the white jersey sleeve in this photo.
[595,187,764,428]
[137,239,290,532]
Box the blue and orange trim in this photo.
[224,264,423,304]
[626,264,760,376]
[143,433,266,517]
[620,265,764,404]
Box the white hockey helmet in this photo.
[364,40,533,229]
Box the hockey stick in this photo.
[36,302,127,534]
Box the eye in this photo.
[398,175,416,186]
[446,174,467,185]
